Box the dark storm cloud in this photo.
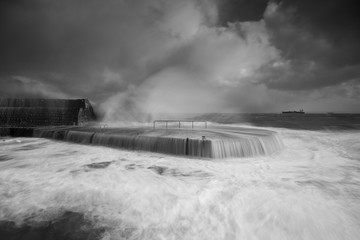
[0,0,131,100]
[218,0,268,23]
[0,0,359,115]
[280,0,360,41]
[219,0,360,48]
[256,1,360,91]
[218,0,360,92]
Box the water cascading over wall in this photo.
[33,127,283,159]
[0,98,96,127]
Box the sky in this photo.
[0,0,359,120]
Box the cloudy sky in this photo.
[1,0,359,119]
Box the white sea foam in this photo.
[0,127,360,239]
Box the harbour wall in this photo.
[0,98,96,127]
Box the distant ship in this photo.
[282,109,305,114]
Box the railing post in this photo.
[201,136,206,157]
[205,122,207,128]
[179,121,180,128]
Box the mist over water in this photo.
[1,124,360,239]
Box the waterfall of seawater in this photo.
[211,135,282,158]
[33,127,282,158]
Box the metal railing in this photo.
[153,120,207,129]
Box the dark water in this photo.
[0,211,105,240]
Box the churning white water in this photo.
[1,126,360,240]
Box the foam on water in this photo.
[1,126,360,239]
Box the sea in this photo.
[0,113,360,240]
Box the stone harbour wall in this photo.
[0,99,96,127]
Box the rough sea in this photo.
[1,113,360,240]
